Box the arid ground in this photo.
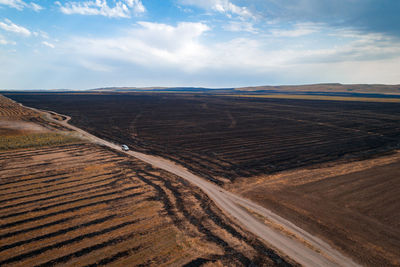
[6,93,400,183]
[0,95,291,266]
[228,151,400,266]
[3,92,400,266]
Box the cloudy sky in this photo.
[0,0,399,89]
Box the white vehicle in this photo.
[121,144,129,151]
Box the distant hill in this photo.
[3,83,399,97]
[91,84,400,95]
[88,84,400,98]
[235,83,400,95]
[91,87,167,91]
[91,87,234,92]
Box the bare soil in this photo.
[229,153,400,267]
[0,95,290,266]
[0,121,48,133]
[4,92,400,266]
[0,142,292,266]
[5,93,400,186]
[235,83,400,95]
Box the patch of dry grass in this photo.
[0,132,81,150]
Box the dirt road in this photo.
[30,107,361,267]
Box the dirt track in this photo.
[1,96,292,266]
[31,107,361,267]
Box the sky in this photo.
[0,0,400,89]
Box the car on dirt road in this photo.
[122,144,129,151]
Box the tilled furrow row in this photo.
[0,172,121,201]
[0,219,143,266]
[0,185,141,220]
[0,191,144,230]
[0,175,129,211]
[0,215,116,253]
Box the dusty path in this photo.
[26,106,361,267]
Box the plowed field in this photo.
[229,152,400,266]
[0,94,290,266]
[0,143,292,266]
[6,93,400,185]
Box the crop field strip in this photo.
[8,93,399,184]
[0,95,38,118]
[0,142,290,266]
[0,144,186,266]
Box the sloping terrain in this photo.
[235,83,400,95]
[229,153,400,267]
[79,83,400,95]
[0,95,68,132]
[0,143,292,267]
[0,95,38,119]
[0,94,291,266]
[5,92,400,266]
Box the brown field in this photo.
[4,92,400,266]
[7,93,400,186]
[226,94,400,103]
[0,95,292,266]
[0,143,293,267]
[235,83,400,95]
[229,152,400,267]
[0,95,78,150]
[0,95,38,119]
[0,95,70,133]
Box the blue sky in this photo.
[0,0,399,89]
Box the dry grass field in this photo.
[0,95,38,119]
[0,94,75,150]
[0,95,290,266]
[229,152,400,267]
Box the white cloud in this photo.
[179,0,255,20]
[295,33,400,64]
[16,20,396,88]
[223,21,258,33]
[0,34,16,45]
[270,23,321,37]
[0,0,25,10]
[124,0,145,13]
[57,0,145,18]
[0,0,42,11]
[79,59,113,72]
[0,19,31,36]
[42,41,55,48]
[33,30,49,39]
[70,21,400,76]
[69,21,211,71]
[30,2,42,11]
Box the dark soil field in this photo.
[0,95,291,267]
[5,92,400,266]
[230,151,400,267]
[6,93,400,185]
